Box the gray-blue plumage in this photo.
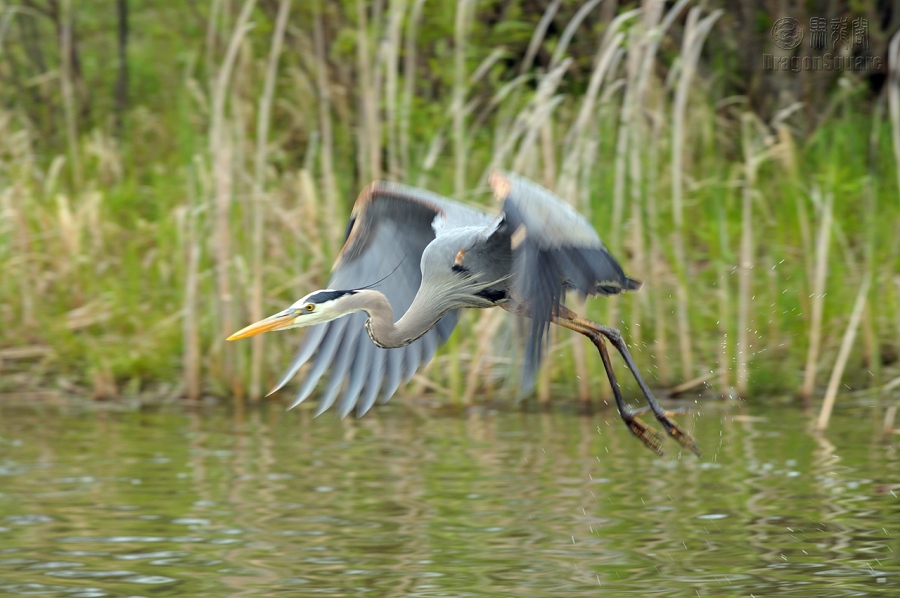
[272,172,639,418]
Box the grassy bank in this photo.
[1,1,898,407]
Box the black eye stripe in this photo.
[306,289,357,303]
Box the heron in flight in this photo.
[228,172,699,456]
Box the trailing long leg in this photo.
[596,323,700,456]
[555,306,701,457]
[553,313,665,455]
[592,326,666,455]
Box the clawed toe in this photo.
[628,405,701,457]
[655,416,702,457]
[623,414,666,457]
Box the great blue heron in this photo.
[228,171,699,456]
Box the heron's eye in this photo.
[305,304,315,312]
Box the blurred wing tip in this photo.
[593,276,642,295]
[489,171,511,202]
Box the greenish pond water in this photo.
[0,397,897,596]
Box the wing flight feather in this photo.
[489,171,640,390]
[276,182,467,417]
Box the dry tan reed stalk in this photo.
[313,3,340,252]
[539,123,556,197]
[609,0,688,381]
[400,0,426,178]
[670,8,722,382]
[507,60,569,173]
[794,192,814,295]
[520,0,561,75]
[736,114,761,397]
[547,0,603,70]
[716,218,731,396]
[608,21,647,347]
[816,273,871,430]
[445,334,464,405]
[801,189,833,402]
[209,0,256,396]
[647,112,670,385]
[356,0,381,183]
[863,113,882,383]
[59,0,81,189]
[205,0,223,86]
[414,45,505,185]
[609,28,636,272]
[0,9,17,46]
[628,203,645,346]
[624,56,647,347]
[561,14,637,401]
[883,403,898,436]
[415,130,444,186]
[248,0,289,401]
[54,194,77,272]
[452,0,475,194]
[559,29,626,193]
[298,168,324,274]
[384,0,408,179]
[2,184,35,327]
[576,129,599,220]
[624,15,654,351]
[83,190,103,254]
[626,2,674,355]
[183,166,202,401]
[860,302,877,382]
[557,17,630,398]
[476,75,533,177]
[463,48,518,156]
[486,0,573,177]
[888,32,900,202]
[484,70,532,171]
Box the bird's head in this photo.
[226,289,358,340]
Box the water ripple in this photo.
[0,402,896,596]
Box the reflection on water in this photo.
[0,398,897,596]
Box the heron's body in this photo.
[228,172,699,457]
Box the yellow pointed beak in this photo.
[226,309,296,341]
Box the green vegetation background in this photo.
[1,1,898,408]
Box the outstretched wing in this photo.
[273,182,474,418]
[489,171,641,389]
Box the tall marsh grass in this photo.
[0,2,898,418]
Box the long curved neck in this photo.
[343,289,442,349]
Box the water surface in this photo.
[0,397,897,596]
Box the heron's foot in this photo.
[621,413,666,457]
[631,405,702,457]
